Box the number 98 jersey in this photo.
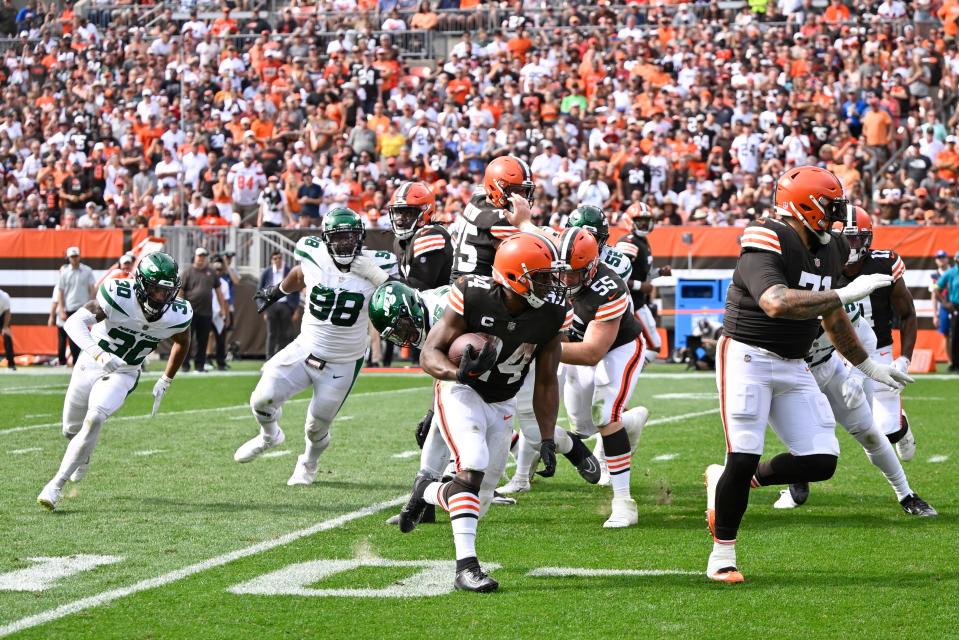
[448,275,572,403]
[94,277,193,370]
[294,236,398,362]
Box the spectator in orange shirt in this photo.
[447,69,473,105]
[939,0,959,39]
[936,136,959,183]
[860,98,894,163]
[507,29,532,64]
[211,8,238,37]
[251,114,274,143]
[824,0,851,23]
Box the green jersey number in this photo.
[98,327,159,365]
[114,280,133,299]
[309,286,364,327]
[303,237,321,249]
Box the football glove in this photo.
[253,285,283,313]
[835,273,894,305]
[856,357,914,391]
[840,375,866,409]
[151,375,172,417]
[456,343,498,385]
[891,356,911,376]
[414,409,434,449]
[536,439,557,478]
[89,345,124,374]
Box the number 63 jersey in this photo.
[723,218,849,359]
[94,277,193,370]
[294,236,398,362]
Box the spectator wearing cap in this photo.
[576,168,611,208]
[227,151,266,226]
[531,141,561,198]
[297,170,324,226]
[178,248,227,373]
[934,251,959,372]
[259,250,299,359]
[936,136,959,184]
[257,176,289,228]
[77,202,103,229]
[55,246,95,366]
[59,162,91,219]
[931,249,953,368]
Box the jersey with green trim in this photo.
[599,245,632,280]
[293,236,395,362]
[805,301,865,366]
[94,277,193,371]
[838,249,904,349]
[421,285,450,328]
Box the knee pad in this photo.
[250,387,279,422]
[886,420,909,445]
[451,472,482,494]
[304,413,331,443]
[62,421,82,439]
[83,408,108,432]
[798,454,838,482]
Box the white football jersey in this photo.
[599,245,632,280]
[294,236,397,362]
[227,161,266,205]
[94,278,193,371]
[421,284,450,329]
[806,303,874,365]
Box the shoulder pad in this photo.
[97,278,134,319]
[602,247,633,278]
[294,236,324,268]
[363,249,399,276]
[615,240,639,257]
[740,222,783,255]
[561,304,574,332]
[166,298,194,329]
[412,227,451,258]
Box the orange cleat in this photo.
[708,568,745,584]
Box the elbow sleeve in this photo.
[64,308,99,354]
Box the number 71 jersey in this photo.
[294,236,398,363]
[94,277,193,370]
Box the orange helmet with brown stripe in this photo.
[492,232,568,308]
[842,204,873,264]
[388,181,436,240]
[626,201,655,236]
[556,227,599,294]
[774,165,847,245]
[484,155,535,209]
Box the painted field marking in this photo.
[0,496,406,638]
[527,567,699,578]
[261,450,292,459]
[337,416,354,422]
[227,416,251,422]
[0,386,433,437]
[0,556,124,593]
[228,559,500,599]
[24,414,53,419]
[646,408,719,426]
[132,450,165,457]
[391,450,419,459]
[928,455,949,463]
[652,453,678,462]
[9,448,42,455]
[652,392,717,401]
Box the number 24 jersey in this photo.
[294,236,398,362]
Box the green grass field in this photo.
[0,364,956,639]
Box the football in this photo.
[448,332,496,365]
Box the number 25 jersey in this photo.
[723,218,849,359]
[294,236,397,362]
[447,275,572,403]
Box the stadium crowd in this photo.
[1,0,958,233]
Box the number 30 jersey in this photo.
[94,277,193,371]
[294,236,398,362]
[448,275,571,403]
[723,218,849,359]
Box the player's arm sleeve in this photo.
[446,278,466,316]
[889,251,906,282]
[737,249,788,302]
[595,291,630,321]
[406,235,452,289]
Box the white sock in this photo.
[448,492,480,560]
[708,540,737,574]
[423,480,446,507]
[304,432,330,466]
[512,433,539,483]
[53,414,104,488]
[852,428,912,500]
[554,427,573,455]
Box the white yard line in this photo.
[9,447,42,455]
[0,496,406,638]
[646,408,719,426]
[527,567,699,577]
[928,455,949,463]
[261,450,292,459]
[651,453,678,462]
[391,450,419,459]
[0,386,433,437]
[132,450,165,457]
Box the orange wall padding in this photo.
[0,229,124,258]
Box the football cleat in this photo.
[37,482,61,511]
[491,491,517,506]
[453,565,499,593]
[398,472,433,533]
[385,513,400,525]
[773,482,809,509]
[497,476,531,495]
[900,493,938,517]
[287,455,318,486]
[603,496,638,528]
[574,451,603,485]
[234,428,285,463]
[708,567,745,584]
[896,428,916,461]
[704,464,724,537]
[69,461,89,483]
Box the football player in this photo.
[235,208,395,485]
[397,233,571,592]
[565,204,632,280]
[556,228,649,527]
[389,181,454,290]
[775,210,935,516]
[37,252,192,510]
[840,208,919,460]
[704,166,913,583]
[616,202,671,365]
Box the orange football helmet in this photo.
[556,227,599,294]
[843,204,873,263]
[388,181,436,240]
[626,201,655,236]
[484,155,534,209]
[493,232,567,308]
[774,165,847,244]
